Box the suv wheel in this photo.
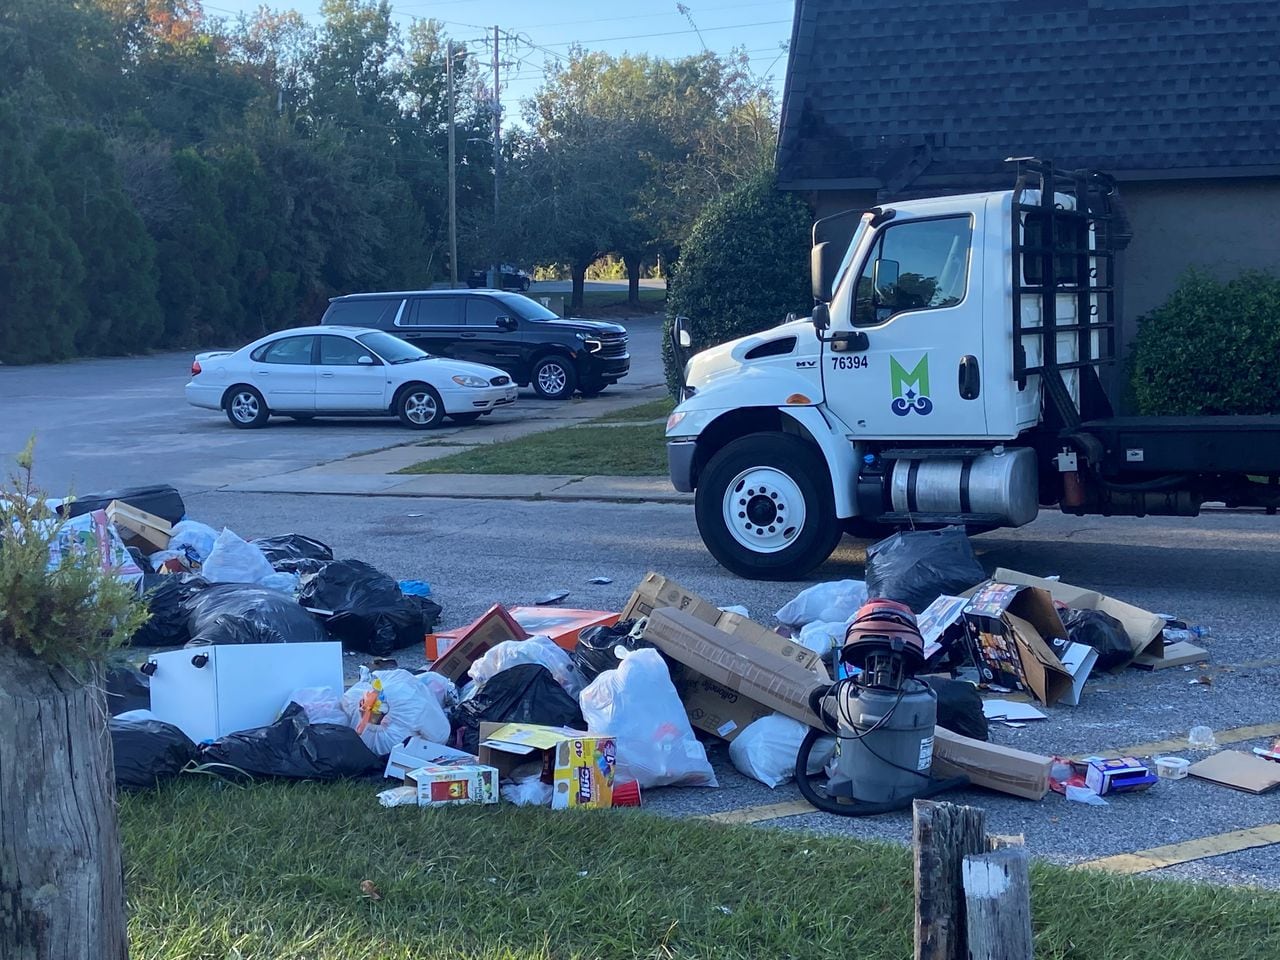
[531,356,577,400]
[397,384,446,429]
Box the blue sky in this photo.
[201,0,795,113]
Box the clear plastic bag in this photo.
[775,580,868,628]
[201,528,276,584]
[796,619,850,658]
[287,686,347,726]
[728,713,835,788]
[416,671,460,709]
[341,667,451,755]
[578,648,717,789]
[469,634,585,697]
[501,776,554,807]
[167,520,220,565]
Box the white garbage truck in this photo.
[666,159,1280,579]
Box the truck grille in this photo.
[597,333,629,359]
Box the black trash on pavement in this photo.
[1061,608,1133,670]
[405,593,443,634]
[59,484,186,526]
[573,619,649,682]
[199,703,381,782]
[105,663,151,716]
[252,534,334,573]
[298,559,431,655]
[110,718,199,788]
[865,527,987,613]
[452,663,586,754]
[184,583,332,646]
[131,575,210,647]
[924,676,989,742]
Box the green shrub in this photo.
[663,175,813,394]
[1130,270,1280,415]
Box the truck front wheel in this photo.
[695,432,842,580]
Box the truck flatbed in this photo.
[1079,415,1280,474]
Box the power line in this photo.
[528,18,791,49]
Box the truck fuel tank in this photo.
[889,446,1039,527]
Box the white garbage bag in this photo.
[469,634,585,696]
[166,520,220,564]
[578,648,717,789]
[201,528,276,584]
[796,619,850,658]
[728,713,837,788]
[341,668,451,755]
[775,580,868,628]
[286,686,347,726]
[416,671,460,709]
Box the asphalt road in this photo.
[0,315,665,496]
[177,488,1280,887]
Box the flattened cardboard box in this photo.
[384,736,479,780]
[992,568,1164,658]
[1188,750,1280,794]
[931,726,1052,800]
[429,604,527,681]
[644,607,828,733]
[426,607,618,659]
[965,582,1073,706]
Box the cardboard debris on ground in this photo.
[406,762,499,806]
[384,736,479,780]
[426,607,618,659]
[964,582,1074,706]
[478,722,617,809]
[991,568,1165,658]
[429,604,528,681]
[106,499,172,554]
[1188,750,1280,794]
[982,700,1048,722]
[1132,641,1210,670]
[643,607,828,740]
[930,726,1053,800]
[1085,757,1158,795]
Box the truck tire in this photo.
[695,432,842,580]
[531,355,576,400]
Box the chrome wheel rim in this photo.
[537,363,567,396]
[231,392,259,423]
[722,467,806,554]
[404,391,437,425]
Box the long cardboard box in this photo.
[931,726,1053,800]
[644,607,828,734]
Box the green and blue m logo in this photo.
[889,354,933,416]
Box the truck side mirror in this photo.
[872,258,899,302]
[812,302,831,332]
[675,316,692,348]
[811,241,841,303]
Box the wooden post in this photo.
[963,848,1034,960]
[913,800,988,960]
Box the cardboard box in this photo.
[426,607,620,660]
[931,726,1053,800]
[668,663,774,741]
[106,499,172,553]
[917,595,971,660]
[384,736,478,780]
[964,582,1073,706]
[1132,641,1208,670]
[643,607,828,734]
[991,568,1165,658]
[1188,750,1280,794]
[429,604,528,681]
[1085,757,1158,795]
[1056,641,1099,707]
[620,571,724,625]
[406,763,498,806]
[478,723,616,809]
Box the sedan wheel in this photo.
[225,387,269,429]
[397,385,446,429]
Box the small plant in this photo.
[0,440,147,670]
[1130,269,1280,415]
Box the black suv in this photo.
[467,263,531,291]
[320,290,629,400]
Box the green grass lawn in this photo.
[121,778,1280,960]
[589,396,676,424]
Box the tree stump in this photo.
[913,799,988,960]
[0,646,128,960]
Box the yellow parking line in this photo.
[1077,823,1280,875]
[1081,721,1280,761]
[703,800,815,824]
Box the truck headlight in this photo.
[576,333,602,353]
[451,374,489,388]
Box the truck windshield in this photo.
[500,294,560,321]
[357,331,428,364]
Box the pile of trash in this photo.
[106,509,1261,810]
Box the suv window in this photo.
[254,335,315,365]
[323,298,401,327]
[403,297,462,326]
[465,297,510,327]
[318,335,376,366]
[854,216,973,326]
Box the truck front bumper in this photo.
[666,440,697,492]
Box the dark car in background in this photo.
[320,290,629,400]
[467,263,532,291]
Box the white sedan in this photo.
[185,326,518,429]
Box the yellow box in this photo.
[478,723,616,809]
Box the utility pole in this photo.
[488,25,502,288]
[446,40,458,288]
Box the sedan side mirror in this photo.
[496,316,518,332]
[357,354,375,365]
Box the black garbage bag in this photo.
[406,593,443,634]
[297,559,425,655]
[453,663,585,754]
[865,527,987,612]
[110,718,198,788]
[251,534,334,573]
[199,703,381,782]
[131,575,210,647]
[59,484,186,526]
[105,664,151,715]
[924,676,989,742]
[1061,608,1133,670]
[573,619,649,682]
[184,583,331,646]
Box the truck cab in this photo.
[667,160,1280,579]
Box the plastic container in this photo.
[1188,725,1217,749]
[1155,756,1191,780]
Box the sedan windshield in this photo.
[500,293,558,321]
[357,331,428,364]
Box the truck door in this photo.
[823,205,988,438]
